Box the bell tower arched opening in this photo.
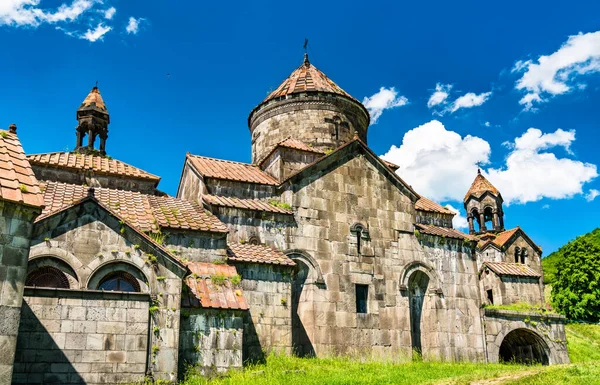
[499,329,549,365]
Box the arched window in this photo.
[514,247,521,263]
[25,266,70,289]
[248,236,260,245]
[350,223,368,255]
[97,271,140,292]
[521,249,528,264]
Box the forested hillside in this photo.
[542,228,600,284]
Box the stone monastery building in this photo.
[0,54,569,384]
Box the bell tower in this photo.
[464,169,504,234]
[75,86,110,155]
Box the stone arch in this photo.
[498,328,549,365]
[408,270,430,356]
[399,261,442,295]
[27,255,81,289]
[285,249,319,357]
[87,261,150,293]
[285,249,324,284]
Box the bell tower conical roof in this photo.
[464,169,501,202]
[75,86,110,155]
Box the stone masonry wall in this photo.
[249,95,369,164]
[282,154,486,361]
[13,288,149,385]
[0,202,39,385]
[415,210,453,228]
[163,230,228,264]
[32,165,156,194]
[232,263,292,362]
[483,309,569,364]
[212,207,295,250]
[261,148,323,182]
[30,201,186,381]
[178,309,243,378]
[480,270,542,306]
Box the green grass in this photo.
[504,363,600,385]
[566,323,600,363]
[181,354,527,385]
[482,302,556,315]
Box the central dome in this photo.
[248,54,370,164]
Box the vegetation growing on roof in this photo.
[268,199,292,210]
[18,184,28,193]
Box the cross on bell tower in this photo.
[75,85,110,155]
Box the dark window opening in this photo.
[356,228,362,255]
[356,284,368,314]
[487,289,494,305]
[25,266,70,289]
[515,247,521,263]
[97,271,140,292]
[521,249,528,264]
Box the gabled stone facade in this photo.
[0,55,569,385]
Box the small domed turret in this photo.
[464,169,504,234]
[75,86,110,155]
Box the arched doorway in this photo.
[499,328,549,365]
[291,259,315,357]
[408,271,429,356]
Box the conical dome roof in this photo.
[79,86,108,114]
[464,170,501,202]
[262,54,359,104]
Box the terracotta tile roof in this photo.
[38,181,227,233]
[262,54,359,104]
[464,171,500,202]
[79,86,108,113]
[278,137,325,154]
[415,196,454,215]
[493,228,520,247]
[187,154,278,185]
[28,152,160,182]
[381,159,400,171]
[0,129,44,208]
[226,243,295,266]
[203,194,293,214]
[483,261,541,278]
[415,223,477,241]
[182,262,248,310]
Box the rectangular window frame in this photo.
[355,284,368,314]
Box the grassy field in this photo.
[172,323,600,385]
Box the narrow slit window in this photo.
[356,228,362,255]
[356,284,368,314]
[486,289,494,305]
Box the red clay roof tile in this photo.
[226,243,295,266]
[28,152,160,182]
[80,86,108,112]
[415,223,477,241]
[464,172,500,202]
[415,196,454,215]
[182,262,248,310]
[262,54,359,104]
[483,261,541,278]
[203,194,293,214]
[38,181,227,233]
[187,154,279,185]
[0,130,44,208]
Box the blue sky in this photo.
[1,0,600,255]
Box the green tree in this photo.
[551,238,600,322]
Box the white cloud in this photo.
[125,16,142,34]
[427,83,452,108]
[362,87,408,124]
[450,91,492,113]
[381,120,597,205]
[0,0,96,27]
[542,204,550,209]
[81,22,110,42]
[445,204,469,229]
[484,121,491,127]
[514,30,600,110]
[586,189,600,202]
[104,6,115,20]
[381,120,490,202]
[486,128,597,204]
